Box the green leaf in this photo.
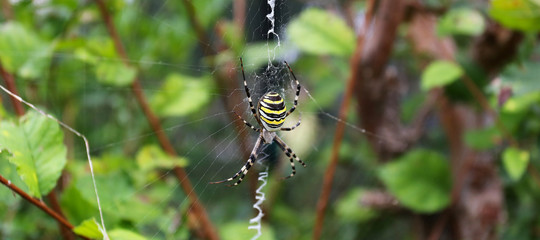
[76,173,134,214]
[0,148,25,205]
[421,60,464,91]
[287,8,355,56]
[464,127,502,150]
[109,229,147,240]
[72,218,104,239]
[220,222,275,240]
[0,111,67,198]
[503,92,540,113]
[489,0,540,32]
[59,183,98,225]
[136,145,188,171]
[73,38,136,86]
[503,147,530,181]
[500,61,540,96]
[0,22,54,79]
[437,8,486,36]
[335,188,378,222]
[94,61,137,86]
[151,73,213,117]
[379,149,451,213]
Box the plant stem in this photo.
[1,59,77,239]
[0,62,25,116]
[93,1,219,239]
[312,0,375,239]
[0,174,89,240]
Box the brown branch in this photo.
[181,0,216,56]
[355,0,407,161]
[0,174,89,240]
[1,59,75,239]
[93,1,219,239]
[182,0,260,199]
[312,1,376,239]
[1,0,13,20]
[47,191,75,240]
[0,62,25,116]
[233,0,246,36]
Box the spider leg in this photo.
[274,136,306,180]
[280,114,301,131]
[284,61,301,117]
[240,58,258,118]
[233,111,260,132]
[210,134,263,186]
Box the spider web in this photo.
[0,0,401,239]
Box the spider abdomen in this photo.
[258,92,286,131]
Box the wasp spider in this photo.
[210,58,305,186]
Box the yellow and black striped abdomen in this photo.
[258,92,286,131]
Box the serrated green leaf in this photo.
[109,229,147,240]
[150,73,213,117]
[287,8,355,56]
[379,149,451,213]
[438,8,485,36]
[503,147,530,181]
[421,60,464,91]
[0,22,54,79]
[72,218,104,239]
[464,127,502,150]
[335,188,377,222]
[0,111,67,198]
[489,0,540,32]
[221,222,275,240]
[136,145,188,171]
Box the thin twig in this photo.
[312,1,376,239]
[181,0,216,56]
[0,174,90,240]
[0,62,25,116]
[181,0,261,198]
[93,1,219,239]
[1,60,76,240]
[233,0,246,36]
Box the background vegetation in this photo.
[1,0,540,239]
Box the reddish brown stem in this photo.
[93,1,218,239]
[47,192,75,240]
[233,0,246,35]
[1,59,75,239]
[312,1,375,239]
[0,62,25,116]
[182,0,259,199]
[1,0,13,20]
[0,174,89,240]
[181,0,216,56]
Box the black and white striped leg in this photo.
[210,134,263,186]
[274,136,306,180]
[284,61,301,117]
[240,58,257,118]
[281,114,301,131]
[233,111,260,132]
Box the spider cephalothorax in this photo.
[210,58,305,186]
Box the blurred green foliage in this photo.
[0,0,539,240]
